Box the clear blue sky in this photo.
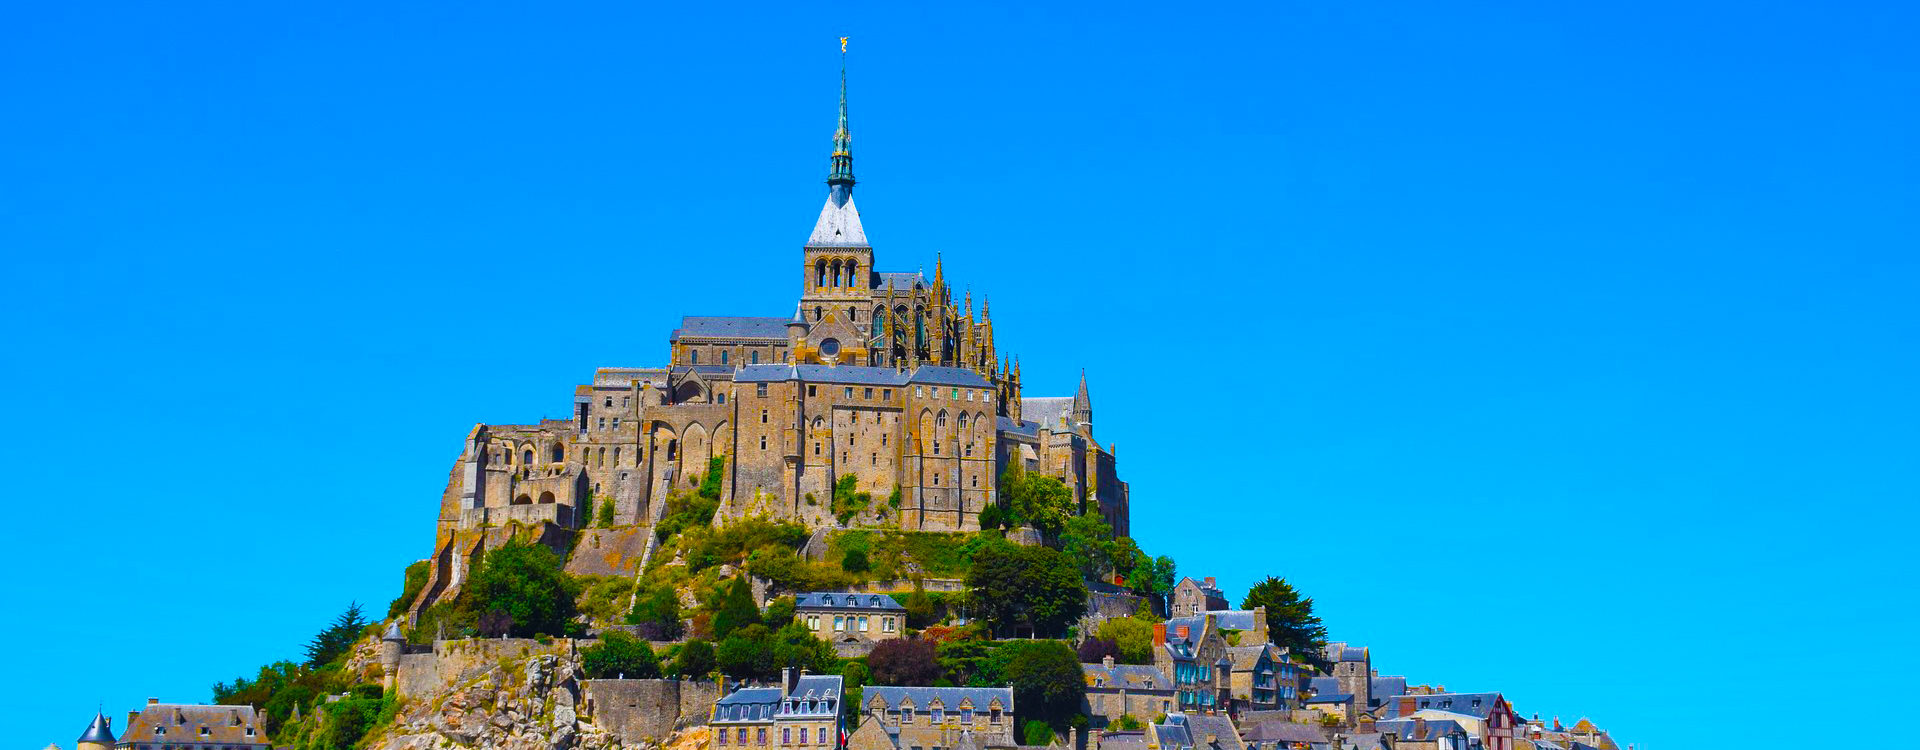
[4,1,1916,747]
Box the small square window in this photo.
[758,384,769,397]
[808,385,818,397]
[845,387,854,398]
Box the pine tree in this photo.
[1241,576,1329,670]
[303,602,367,667]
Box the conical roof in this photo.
[77,712,114,743]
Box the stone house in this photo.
[1238,721,1328,750]
[1371,715,1474,750]
[711,670,844,750]
[1224,644,1293,713]
[1383,693,1520,750]
[1320,643,1372,718]
[1154,616,1231,714]
[1082,655,1176,729]
[849,686,1016,750]
[110,699,269,749]
[794,592,906,652]
[1169,578,1229,618]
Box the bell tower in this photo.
[800,39,875,345]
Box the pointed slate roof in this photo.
[77,712,114,743]
[808,194,869,247]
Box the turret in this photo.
[1071,370,1093,431]
[77,711,115,750]
[380,621,406,694]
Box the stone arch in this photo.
[713,421,731,456]
[550,443,565,463]
[847,259,859,288]
[513,493,533,505]
[673,379,707,404]
[816,258,828,288]
[538,490,556,504]
[684,422,710,466]
[522,446,535,466]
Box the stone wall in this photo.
[395,638,578,701]
[581,678,722,743]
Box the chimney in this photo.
[1203,577,1215,588]
[1070,727,1079,750]
[127,711,139,729]
[147,697,159,705]
[1553,717,1562,732]
[1153,623,1167,647]
[1177,625,1190,640]
[1103,654,1115,669]
[1412,718,1427,740]
[781,667,793,698]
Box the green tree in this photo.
[582,630,661,679]
[1242,576,1329,670]
[716,624,776,679]
[965,540,1087,637]
[1095,616,1157,664]
[711,577,762,638]
[999,468,1074,537]
[459,538,580,638]
[841,547,871,574]
[672,639,716,677]
[764,595,797,629]
[1024,720,1056,746]
[304,602,368,668]
[997,640,1086,729]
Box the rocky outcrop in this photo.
[372,653,686,750]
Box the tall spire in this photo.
[1072,369,1093,427]
[828,37,855,207]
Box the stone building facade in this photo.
[849,686,1016,750]
[794,592,905,653]
[408,61,1129,620]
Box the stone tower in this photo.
[799,51,874,352]
[76,711,115,750]
[379,621,405,693]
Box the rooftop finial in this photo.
[828,37,855,207]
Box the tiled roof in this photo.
[118,704,266,745]
[672,316,793,341]
[862,686,1013,712]
[794,592,905,611]
[1083,662,1172,691]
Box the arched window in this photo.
[958,413,968,430]
[816,259,827,288]
[613,447,621,465]
[691,350,699,364]
[721,350,730,364]
[523,448,534,465]
[597,448,606,467]
[831,259,842,287]
[751,351,759,364]
[550,444,564,463]
[849,307,858,321]
[937,411,948,429]
[815,306,824,321]
[847,260,859,287]
[537,491,556,504]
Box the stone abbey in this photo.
[409,64,1127,616]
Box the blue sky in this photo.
[4,1,1917,746]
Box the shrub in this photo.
[1024,720,1055,746]
[1113,714,1144,731]
[765,596,797,628]
[832,474,872,524]
[582,630,661,679]
[673,639,716,677]
[978,504,1005,531]
[578,576,637,624]
[459,538,579,638]
[710,577,761,639]
[841,548,870,573]
[1095,616,1157,665]
[869,639,941,686]
[627,583,684,640]
[657,490,721,541]
[698,456,726,499]
[597,495,616,526]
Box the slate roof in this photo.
[1369,676,1407,703]
[1375,716,1469,740]
[78,712,115,743]
[1339,734,1388,750]
[1154,714,1244,750]
[715,687,784,722]
[1387,693,1505,720]
[1308,677,1342,696]
[794,592,905,611]
[1226,645,1272,671]
[672,316,793,341]
[861,686,1013,712]
[117,704,266,745]
[1098,732,1150,750]
[876,272,925,291]
[734,364,989,388]
[1305,693,1352,705]
[807,194,869,247]
[1022,397,1074,429]
[1241,722,1326,744]
[784,674,845,717]
[1207,610,1261,632]
[1337,647,1368,663]
[1083,662,1172,691]
[997,416,1039,438]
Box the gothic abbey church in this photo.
[410,66,1127,616]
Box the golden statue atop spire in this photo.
[840,36,849,53]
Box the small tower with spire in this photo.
[77,711,115,750]
[1071,370,1093,431]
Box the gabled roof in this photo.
[861,686,1012,712]
[876,272,924,291]
[672,316,793,341]
[807,194,869,247]
[1021,397,1074,430]
[794,592,905,611]
[1225,645,1272,671]
[1388,693,1506,720]
[1083,662,1172,691]
[1370,676,1407,702]
[117,705,263,744]
[1241,721,1326,744]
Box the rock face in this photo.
[371,653,673,750]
